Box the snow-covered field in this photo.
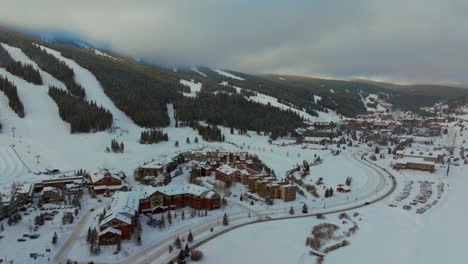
[0,41,467,264]
[213,69,245,80]
[196,125,468,264]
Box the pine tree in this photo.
[186,137,190,144]
[302,204,308,214]
[117,239,121,252]
[194,137,199,143]
[289,206,294,215]
[160,214,166,229]
[177,249,186,264]
[87,227,91,243]
[184,244,190,257]
[175,141,179,147]
[222,213,229,226]
[167,210,172,224]
[52,232,58,245]
[187,230,193,243]
[174,236,182,248]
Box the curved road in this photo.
[63,151,396,264]
[165,154,397,263]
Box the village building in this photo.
[393,157,436,172]
[0,194,19,220]
[98,184,221,245]
[13,184,33,204]
[33,176,85,191]
[401,118,423,127]
[98,227,123,245]
[305,130,338,138]
[88,169,127,195]
[136,158,177,178]
[215,164,240,184]
[215,164,297,202]
[395,150,444,164]
[314,122,333,130]
[303,137,330,145]
[138,184,220,213]
[41,187,63,203]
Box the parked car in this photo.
[29,234,40,239]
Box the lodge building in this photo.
[98,184,220,245]
[215,164,297,202]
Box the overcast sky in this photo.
[1,0,468,84]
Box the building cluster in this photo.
[134,154,186,185]
[86,169,127,195]
[0,175,85,220]
[98,184,220,245]
[344,113,447,137]
[191,152,297,202]
[393,150,445,172]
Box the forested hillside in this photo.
[1,26,465,136]
[0,76,24,118]
[48,86,113,133]
[0,44,42,85]
[175,93,306,138]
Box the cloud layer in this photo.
[1,0,468,84]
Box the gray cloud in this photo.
[1,0,468,84]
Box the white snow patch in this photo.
[313,95,322,103]
[213,69,245,80]
[180,79,202,97]
[192,67,207,77]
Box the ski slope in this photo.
[35,44,137,130]
[180,79,202,97]
[213,69,245,80]
[191,67,207,77]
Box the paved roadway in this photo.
[58,151,396,264]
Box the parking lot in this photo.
[389,178,445,215]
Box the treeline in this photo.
[0,45,42,85]
[319,94,367,117]
[48,86,112,133]
[19,44,85,98]
[107,139,124,153]
[190,122,224,142]
[58,47,186,128]
[175,93,305,139]
[0,76,24,117]
[139,129,168,144]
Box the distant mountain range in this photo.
[1,25,467,138]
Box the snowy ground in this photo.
[195,125,468,264]
[0,196,100,264]
[0,42,467,264]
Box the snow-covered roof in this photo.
[15,184,32,195]
[216,164,238,175]
[304,137,329,141]
[91,169,122,183]
[141,184,213,197]
[42,186,60,193]
[94,183,127,190]
[140,156,174,169]
[396,150,444,157]
[395,157,435,166]
[101,212,132,226]
[99,227,122,236]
